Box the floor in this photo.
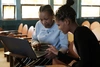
[0,48,10,67]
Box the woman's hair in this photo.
[39,5,54,16]
[55,0,76,22]
[66,0,74,6]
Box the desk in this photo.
[0,31,10,35]
[5,51,26,67]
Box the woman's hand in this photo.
[31,41,41,51]
[33,43,41,51]
[45,45,59,59]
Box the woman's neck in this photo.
[69,22,78,34]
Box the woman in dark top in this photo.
[45,0,100,67]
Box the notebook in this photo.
[0,36,48,59]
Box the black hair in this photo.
[39,5,54,16]
[66,0,74,6]
[55,0,76,22]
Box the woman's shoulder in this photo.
[76,26,90,32]
[52,23,59,29]
[36,20,42,25]
[35,20,44,27]
[74,26,93,36]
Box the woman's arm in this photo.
[68,41,79,59]
[59,31,68,53]
[31,21,40,47]
[57,51,77,63]
[31,21,40,41]
[46,45,79,64]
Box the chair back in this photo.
[92,27,100,41]
[90,21,100,30]
[81,20,90,28]
[21,24,28,35]
[68,32,74,42]
[27,26,34,38]
[18,23,23,33]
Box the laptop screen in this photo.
[0,36,37,59]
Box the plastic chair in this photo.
[14,24,28,37]
[90,21,100,30]
[24,26,35,43]
[92,27,100,42]
[9,23,24,35]
[81,20,90,28]
[27,26,34,38]
[67,32,79,58]
[17,23,23,34]
[21,24,28,35]
[68,32,74,42]
[53,32,79,65]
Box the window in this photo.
[21,0,49,19]
[2,0,16,19]
[3,6,15,19]
[22,6,40,18]
[21,0,48,4]
[81,0,100,18]
[54,0,66,14]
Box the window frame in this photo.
[54,0,66,14]
[21,4,41,20]
[81,0,100,19]
[3,5,15,20]
[21,0,49,20]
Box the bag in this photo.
[14,57,52,67]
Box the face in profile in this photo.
[55,19,69,34]
[39,11,54,28]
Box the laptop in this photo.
[0,36,48,60]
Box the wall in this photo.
[0,20,38,30]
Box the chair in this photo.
[81,20,90,28]
[8,25,34,43]
[23,26,35,43]
[0,27,3,31]
[14,24,28,37]
[68,32,74,42]
[92,27,100,42]
[53,32,79,65]
[67,32,79,58]
[21,24,28,35]
[90,21,100,30]
[10,23,23,34]
[17,23,23,34]
[27,26,35,38]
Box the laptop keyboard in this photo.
[32,44,49,58]
[34,50,46,58]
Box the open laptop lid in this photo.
[0,36,37,59]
